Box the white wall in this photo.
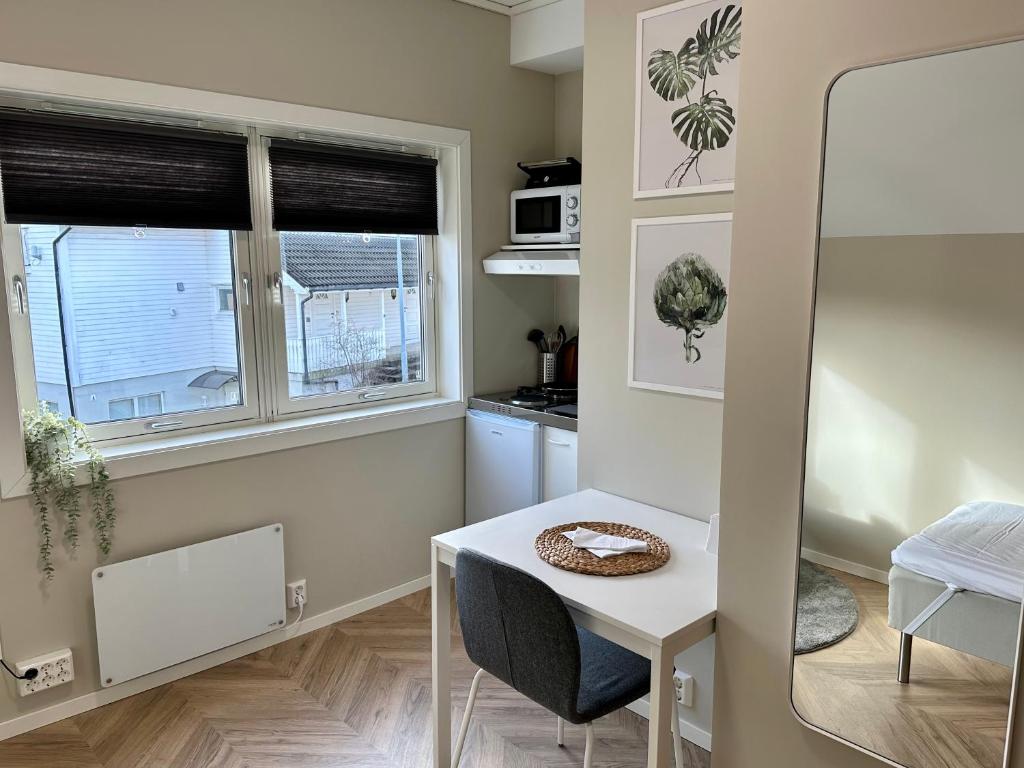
[554,69,583,338]
[70,367,238,424]
[710,3,1024,768]
[804,40,1024,573]
[346,291,383,336]
[383,290,421,351]
[511,0,584,74]
[27,226,235,386]
[579,0,723,743]
[24,226,240,419]
[803,234,1024,573]
[821,41,1024,238]
[60,228,235,384]
[0,0,555,727]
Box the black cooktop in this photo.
[508,385,577,409]
[468,387,578,430]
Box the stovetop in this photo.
[468,386,578,431]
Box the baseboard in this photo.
[626,698,712,752]
[0,574,431,742]
[801,547,889,584]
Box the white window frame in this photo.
[267,230,437,416]
[0,222,264,442]
[0,62,472,498]
[252,129,441,417]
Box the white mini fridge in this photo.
[465,409,541,524]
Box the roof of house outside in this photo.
[281,232,420,292]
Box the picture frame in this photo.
[633,0,743,199]
[628,213,732,399]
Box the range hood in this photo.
[483,244,580,276]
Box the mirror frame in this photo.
[787,36,1024,768]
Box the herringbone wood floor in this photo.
[0,588,710,768]
[793,568,1013,768]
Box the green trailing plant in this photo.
[647,3,741,188]
[653,253,728,363]
[22,406,117,579]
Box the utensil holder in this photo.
[538,353,557,385]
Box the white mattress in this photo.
[891,500,1024,602]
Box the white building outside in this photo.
[22,225,422,423]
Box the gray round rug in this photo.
[794,560,859,654]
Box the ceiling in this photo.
[452,0,557,16]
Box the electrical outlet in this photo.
[16,648,74,697]
[287,580,307,609]
[673,670,694,707]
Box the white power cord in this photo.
[288,592,306,631]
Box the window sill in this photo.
[3,397,466,499]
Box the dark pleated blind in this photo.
[0,110,252,230]
[268,139,438,235]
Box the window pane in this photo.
[137,393,164,417]
[280,232,423,399]
[108,397,135,421]
[22,225,244,425]
[218,288,234,312]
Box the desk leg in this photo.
[647,644,674,768]
[432,545,452,768]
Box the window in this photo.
[0,96,454,452]
[108,397,134,421]
[217,287,235,312]
[277,231,433,406]
[18,225,250,433]
[138,393,164,416]
[109,393,164,421]
[265,135,438,414]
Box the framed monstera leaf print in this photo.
[634,0,742,198]
[628,214,732,398]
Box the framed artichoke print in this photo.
[634,0,742,198]
[628,214,731,399]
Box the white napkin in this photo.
[562,527,649,559]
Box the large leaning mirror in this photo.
[791,39,1024,768]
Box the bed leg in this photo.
[898,632,913,684]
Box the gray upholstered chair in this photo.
[452,548,685,768]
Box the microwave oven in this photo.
[510,184,581,245]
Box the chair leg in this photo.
[451,668,485,768]
[583,722,594,768]
[557,716,565,746]
[898,632,913,684]
[671,695,685,768]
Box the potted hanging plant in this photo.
[22,406,117,579]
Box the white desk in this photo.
[431,489,718,768]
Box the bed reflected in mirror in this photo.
[791,39,1024,768]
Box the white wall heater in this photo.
[93,524,286,687]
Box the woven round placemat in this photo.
[534,521,671,577]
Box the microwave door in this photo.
[515,195,560,239]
